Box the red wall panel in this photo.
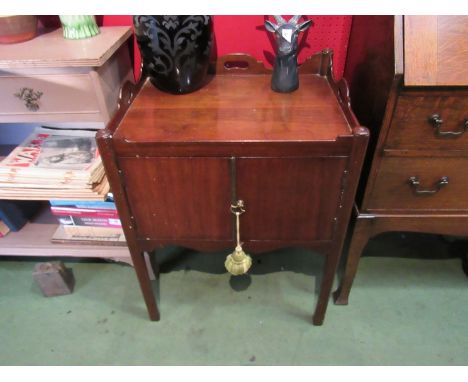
[213,15,351,78]
[102,15,351,80]
[40,15,351,80]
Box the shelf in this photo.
[0,26,135,268]
[0,206,131,264]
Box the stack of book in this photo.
[0,127,109,200]
[49,196,126,245]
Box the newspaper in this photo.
[0,176,110,200]
[0,127,108,200]
[0,127,102,183]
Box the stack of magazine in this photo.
[0,127,109,200]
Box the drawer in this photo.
[367,157,468,211]
[385,94,468,150]
[0,74,101,121]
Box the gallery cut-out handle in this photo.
[224,60,250,70]
[215,54,270,75]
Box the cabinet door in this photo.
[236,157,347,242]
[119,157,232,241]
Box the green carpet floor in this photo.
[0,232,467,365]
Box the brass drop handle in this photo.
[14,87,43,111]
[407,176,449,195]
[428,114,467,137]
[225,200,252,276]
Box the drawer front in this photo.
[385,95,468,150]
[368,157,468,211]
[0,74,100,118]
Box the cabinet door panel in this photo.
[120,157,232,240]
[236,157,347,241]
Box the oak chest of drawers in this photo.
[334,16,468,304]
[97,52,369,325]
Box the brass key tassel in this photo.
[225,200,252,275]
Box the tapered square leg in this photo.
[312,251,341,326]
[131,249,160,321]
[334,217,373,305]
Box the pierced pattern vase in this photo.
[133,15,213,94]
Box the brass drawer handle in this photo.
[428,114,467,137]
[14,87,43,111]
[407,176,449,195]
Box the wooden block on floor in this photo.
[33,261,75,297]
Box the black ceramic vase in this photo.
[133,15,213,94]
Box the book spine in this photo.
[59,216,121,228]
[49,200,116,209]
[50,206,119,219]
[62,225,124,235]
[61,225,125,241]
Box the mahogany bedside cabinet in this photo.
[334,16,468,305]
[97,51,369,325]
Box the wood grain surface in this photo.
[0,27,132,68]
[98,52,369,325]
[367,156,468,212]
[385,92,468,151]
[114,75,352,144]
[404,16,468,86]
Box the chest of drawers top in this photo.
[0,26,132,70]
[0,27,134,125]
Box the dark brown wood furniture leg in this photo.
[334,213,468,306]
[333,215,375,305]
[131,248,160,321]
[313,250,341,325]
[96,128,160,321]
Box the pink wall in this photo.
[40,15,352,80]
